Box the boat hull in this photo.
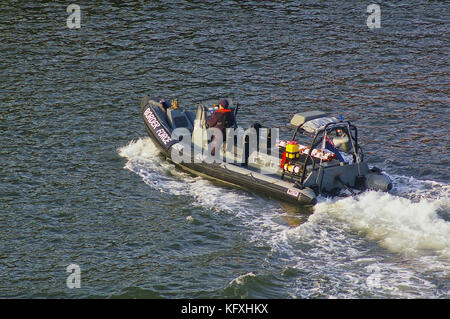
[141,103,317,206]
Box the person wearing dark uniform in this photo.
[207,99,235,155]
[158,99,169,113]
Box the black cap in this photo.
[218,99,229,108]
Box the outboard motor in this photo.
[365,167,392,191]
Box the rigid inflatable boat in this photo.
[140,96,392,206]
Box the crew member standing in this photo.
[207,99,235,155]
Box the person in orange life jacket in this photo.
[206,99,235,155]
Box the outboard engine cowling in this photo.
[365,172,392,192]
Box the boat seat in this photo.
[167,108,193,131]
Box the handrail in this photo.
[297,120,361,186]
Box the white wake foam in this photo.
[313,191,450,258]
[119,138,450,258]
[119,137,449,297]
[283,187,449,298]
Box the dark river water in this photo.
[0,0,449,298]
